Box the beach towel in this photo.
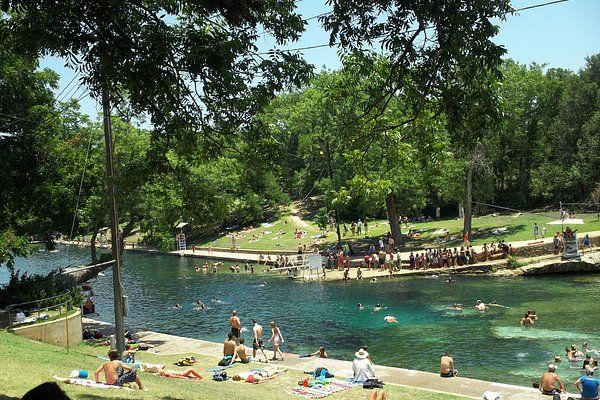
[53,376,134,391]
[206,363,235,372]
[286,379,355,398]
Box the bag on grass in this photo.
[363,379,384,389]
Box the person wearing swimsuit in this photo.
[268,321,285,361]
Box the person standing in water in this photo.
[268,321,285,361]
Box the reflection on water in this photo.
[7,245,600,387]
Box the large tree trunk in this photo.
[463,157,474,242]
[386,193,402,244]
[90,217,100,264]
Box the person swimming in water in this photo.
[358,303,363,310]
[173,303,181,309]
[370,278,378,284]
[384,315,397,323]
[447,303,462,311]
[374,303,382,312]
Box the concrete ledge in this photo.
[13,309,82,348]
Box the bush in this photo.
[506,255,524,270]
[0,270,82,308]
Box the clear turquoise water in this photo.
[6,246,600,387]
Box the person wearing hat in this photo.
[575,367,600,400]
[353,348,376,382]
[540,364,566,395]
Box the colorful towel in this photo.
[286,379,355,398]
[53,376,134,391]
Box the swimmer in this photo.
[430,274,439,279]
[447,303,462,311]
[173,303,181,309]
[374,303,382,312]
[370,278,378,284]
[475,300,487,312]
[488,300,509,308]
[446,277,455,283]
[358,303,363,310]
[384,315,397,323]
[212,298,222,303]
[520,313,534,326]
[195,301,206,310]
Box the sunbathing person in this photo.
[232,366,287,383]
[94,349,144,389]
[156,366,202,379]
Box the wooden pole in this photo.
[102,89,126,356]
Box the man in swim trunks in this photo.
[440,351,457,377]
[252,319,268,362]
[222,332,236,365]
[575,368,600,400]
[540,364,566,395]
[521,313,534,326]
[94,349,144,389]
[230,310,242,344]
[233,338,252,363]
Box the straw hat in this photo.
[355,349,369,359]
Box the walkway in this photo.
[81,318,557,400]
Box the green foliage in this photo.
[506,255,524,270]
[0,270,81,308]
[0,230,29,271]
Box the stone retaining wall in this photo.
[12,309,82,348]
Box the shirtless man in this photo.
[440,351,457,378]
[252,320,268,362]
[521,313,534,326]
[94,349,144,389]
[233,338,252,363]
[222,333,236,365]
[230,310,242,344]
[540,364,566,395]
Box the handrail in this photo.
[7,291,71,308]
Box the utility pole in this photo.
[102,89,125,356]
[325,140,342,247]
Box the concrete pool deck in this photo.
[83,318,565,400]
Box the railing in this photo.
[5,292,74,329]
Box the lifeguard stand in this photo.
[175,222,189,251]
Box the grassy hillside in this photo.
[194,209,600,252]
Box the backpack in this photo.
[363,378,384,389]
[212,372,228,381]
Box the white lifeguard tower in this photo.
[175,222,188,251]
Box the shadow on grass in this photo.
[0,394,20,400]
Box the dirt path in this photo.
[288,202,316,230]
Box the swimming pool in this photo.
[6,246,600,387]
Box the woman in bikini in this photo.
[268,321,285,361]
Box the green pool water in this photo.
[6,246,600,387]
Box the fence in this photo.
[5,292,74,329]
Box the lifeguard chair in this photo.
[175,222,189,251]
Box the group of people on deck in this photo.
[220,310,285,365]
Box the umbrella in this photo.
[546,218,584,225]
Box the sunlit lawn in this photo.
[0,331,469,400]
[194,211,600,252]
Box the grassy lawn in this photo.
[0,331,469,400]
[193,210,600,252]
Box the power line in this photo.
[260,0,574,54]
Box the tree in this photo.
[2,0,312,151]
[0,229,29,272]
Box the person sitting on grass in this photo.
[352,348,376,382]
[94,349,144,389]
[156,366,202,379]
[220,332,236,366]
[233,338,252,363]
